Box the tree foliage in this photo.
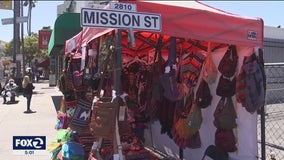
[3,32,48,65]
[3,40,13,57]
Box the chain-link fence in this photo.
[258,63,284,160]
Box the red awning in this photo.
[119,0,263,47]
[72,0,263,48]
[36,58,50,67]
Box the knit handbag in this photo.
[214,97,237,130]
[216,75,236,97]
[160,69,179,101]
[195,79,212,108]
[90,100,116,138]
[202,53,218,84]
[186,103,202,130]
[215,128,237,152]
[174,118,199,139]
[218,45,238,77]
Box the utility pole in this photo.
[13,1,20,78]
[21,0,25,75]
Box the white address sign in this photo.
[109,2,137,12]
[81,8,161,32]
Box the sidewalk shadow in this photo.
[33,91,45,95]
[5,100,19,105]
[23,110,37,114]
[52,96,63,112]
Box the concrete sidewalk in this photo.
[0,81,62,160]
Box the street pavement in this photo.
[0,80,283,160]
[0,80,62,160]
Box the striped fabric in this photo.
[236,66,246,104]
[183,52,206,87]
[71,98,92,128]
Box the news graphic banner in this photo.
[81,6,161,32]
[13,136,47,155]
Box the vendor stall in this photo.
[55,1,264,160]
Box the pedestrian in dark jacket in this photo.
[22,74,35,113]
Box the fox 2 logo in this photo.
[13,136,46,150]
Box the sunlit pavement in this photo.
[0,80,62,160]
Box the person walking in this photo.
[22,74,35,113]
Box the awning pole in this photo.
[115,29,122,95]
[179,147,183,159]
[114,29,124,160]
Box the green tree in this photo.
[3,40,13,57]
[24,32,48,66]
[3,32,48,66]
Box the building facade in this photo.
[264,26,284,63]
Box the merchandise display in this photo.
[49,1,265,159]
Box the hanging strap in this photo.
[115,116,124,160]
[97,34,115,97]
[94,34,115,160]
[147,35,163,149]
[151,35,163,78]
[168,37,177,66]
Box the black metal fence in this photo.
[258,63,284,160]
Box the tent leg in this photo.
[114,29,123,160]
[261,105,266,160]
[96,138,103,160]
[179,147,183,159]
[114,29,122,94]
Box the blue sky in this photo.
[203,1,284,28]
[0,1,63,42]
[0,1,284,42]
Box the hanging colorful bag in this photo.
[174,118,199,139]
[214,97,237,130]
[160,69,180,101]
[203,53,218,84]
[216,75,236,97]
[195,79,212,108]
[55,112,69,130]
[218,45,238,77]
[73,70,83,88]
[90,100,116,138]
[242,53,265,114]
[185,103,202,133]
[61,141,85,160]
[215,128,237,152]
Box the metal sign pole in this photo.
[12,1,20,78]
[21,0,25,75]
[12,1,17,78]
